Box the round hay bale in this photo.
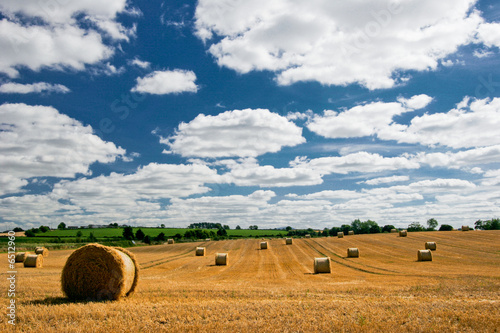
[167,239,174,244]
[461,226,469,231]
[417,249,432,261]
[314,257,331,274]
[305,234,311,238]
[391,229,398,233]
[337,232,344,238]
[195,247,205,256]
[61,243,139,301]
[35,247,49,257]
[347,248,359,258]
[205,238,211,241]
[285,238,293,245]
[15,252,30,263]
[425,242,437,251]
[215,253,228,266]
[24,254,43,268]
[260,241,268,250]
[399,230,407,237]
[348,231,354,236]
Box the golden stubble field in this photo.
[1,230,499,332]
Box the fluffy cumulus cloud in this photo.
[417,145,500,169]
[362,175,410,185]
[162,108,305,158]
[0,0,135,77]
[307,94,432,139]
[194,0,496,89]
[131,70,198,94]
[0,103,125,195]
[380,97,500,148]
[0,82,70,94]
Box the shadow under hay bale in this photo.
[15,252,30,263]
[61,243,139,301]
[196,247,205,256]
[215,253,228,266]
[285,238,293,245]
[347,248,359,258]
[417,249,432,261]
[314,257,331,274]
[348,231,354,236]
[35,247,49,257]
[425,242,437,251]
[399,230,407,237]
[24,254,43,268]
[260,241,268,250]
[337,232,344,238]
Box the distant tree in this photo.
[285,226,292,231]
[143,235,151,244]
[439,224,453,231]
[39,225,50,233]
[340,224,351,235]
[25,229,36,237]
[76,230,83,238]
[13,227,23,232]
[57,222,66,230]
[223,225,230,230]
[87,232,97,242]
[217,228,227,237]
[155,232,166,242]
[249,225,259,230]
[351,219,362,234]
[407,222,425,232]
[382,225,396,233]
[491,218,500,230]
[173,233,182,240]
[323,227,330,236]
[366,220,381,234]
[427,218,438,230]
[236,225,242,230]
[160,224,165,228]
[475,218,500,230]
[122,226,134,240]
[135,229,145,241]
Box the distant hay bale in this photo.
[260,241,268,250]
[215,253,228,266]
[391,229,398,233]
[305,234,311,238]
[35,247,49,257]
[61,243,139,301]
[425,242,437,251]
[417,249,432,261]
[205,238,211,241]
[337,232,344,238]
[348,231,354,236]
[347,248,359,258]
[15,252,30,263]
[24,254,43,268]
[196,247,205,256]
[167,239,174,244]
[314,257,331,274]
[286,238,293,245]
[399,230,407,237]
[461,226,469,231]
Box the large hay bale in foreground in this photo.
[305,234,311,238]
[391,229,398,233]
[425,242,437,251]
[286,238,293,245]
[35,247,49,257]
[15,252,30,263]
[314,257,331,274]
[61,243,139,301]
[347,248,359,258]
[461,226,469,231]
[417,249,432,261]
[337,232,344,238]
[260,241,268,250]
[195,247,205,256]
[24,254,43,268]
[348,231,354,236]
[215,253,228,266]
[167,239,174,244]
[399,230,407,237]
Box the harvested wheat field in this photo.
[1,231,499,332]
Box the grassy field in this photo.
[1,230,499,332]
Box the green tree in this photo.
[76,230,83,238]
[155,232,166,242]
[87,232,97,242]
[249,225,258,230]
[143,235,151,244]
[57,222,66,230]
[39,225,50,233]
[25,229,36,237]
[382,225,396,233]
[217,228,227,237]
[13,227,23,232]
[407,222,425,232]
[427,218,438,230]
[285,226,292,231]
[351,219,362,234]
[122,226,134,240]
[160,224,165,228]
[135,229,145,241]
[223,225,230,230]
[439,224,453,231]
[236,225,242,230]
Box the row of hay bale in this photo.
[15,247,49,268]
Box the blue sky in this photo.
[1,0,500,230]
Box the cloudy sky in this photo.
[1,0,500,230]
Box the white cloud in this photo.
[482,169,500,186]
[194,0,491,89]
[417,145,500,168]
[290,152,420,175]
[131,70,198,94]
[0,82,70,94]
[397,94,433,110]
[0,103,125,195]
[128,58,151,69]
[162,108,305,158]
[380,97,500,148]
[362,175,410,185]
[475,22,500,48]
